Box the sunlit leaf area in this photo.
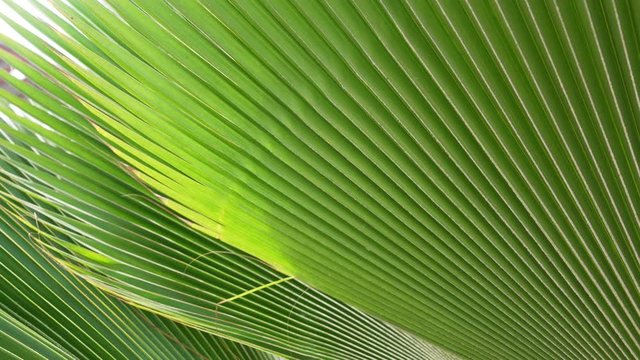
[1,1,639,359]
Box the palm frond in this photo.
[1,0,639,359]
[0,9,455,358]
[0,201,282,360]
[1,308,72,360]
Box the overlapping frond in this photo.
[0,201,283,360]
[1,308,72,360]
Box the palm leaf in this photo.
[0,201,282,360]
[2,0,640,359]
[1,308,72,360]
[0,10,454,358]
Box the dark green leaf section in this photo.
[0,204,281,360]
[1,308,71,360]
[0,6,455,358]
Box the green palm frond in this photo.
[0,91,451,360]
[0,9,454,358]
[1,0,640,359]
[1,308,72,360]
[0,202,282,360]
